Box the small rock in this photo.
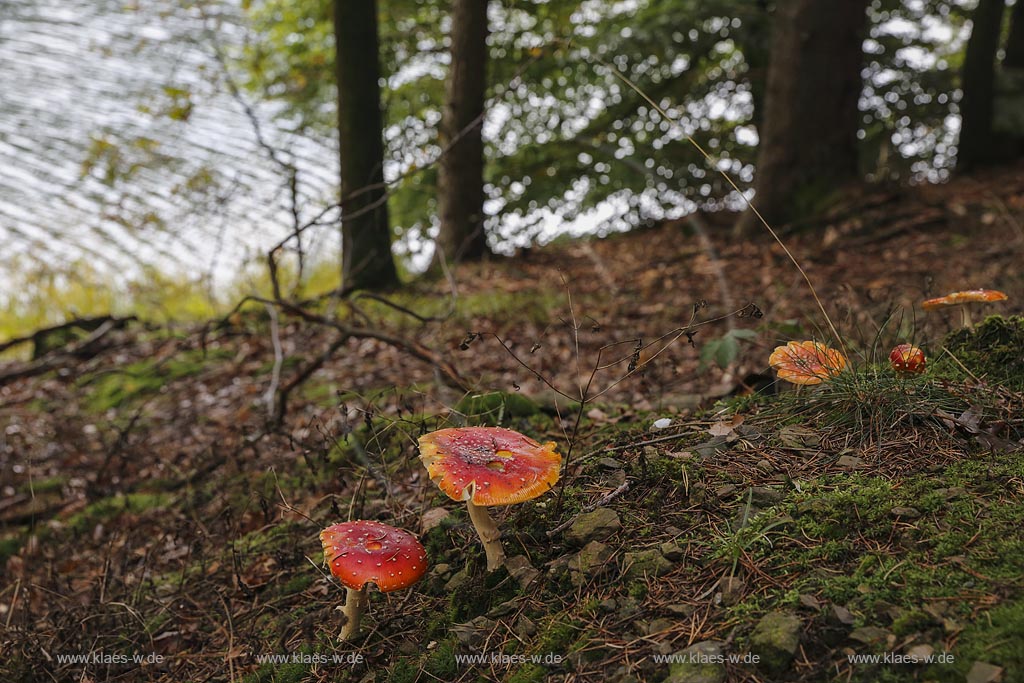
[694,436,731,459]
[513,615,537,638]
[747,486,783,506]
[420,507,450,532]
[504,554,540,589]
[966,661,1003,683]
[714,484,737,499]
[905,643,934,659]
[830,604,856,626]
[837,455,865,469]
[718,576,746,606]
[431,563,451,578]
[849,626,891,644]
[488,597,523,617]
[660,541,685,561]
[566,507,621,546]
[666,640,726,683]
[444,567,472,593]
[598,598,618,613]
[623,549,674,579]
[569,541,615,586]
[749,611,801,676]
[935,486,967,500]
[891,507,922,519]
[647,618,675,635]
[798,594,822,611]
[452,616,496,647]
[756,459,773,473]
[733,505,763,529]
[598,457,623,469]
[665,603,696,617]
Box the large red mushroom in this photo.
[768,341,847,386]
[418,426,561,571]
[320,520,427,639]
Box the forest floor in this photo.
[2,162,1024,683]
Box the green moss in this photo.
[18,475,68,494]
[927,597,1024,680]
[423,639,457,679]
[0,534,24,563]
[65,492,171,533]
[282,573,313,595]
[387,658,418,683]
[508,663,547,683]
[77,350,228,412]
[942,315,1024,389]
[453,391,540,424]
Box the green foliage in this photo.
[699,327,758,370]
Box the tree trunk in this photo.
[335,0,398,290]
[435,0,490,265]
[1003,0,1024,69]
[957,0,1008,171]
[736,0,868,235]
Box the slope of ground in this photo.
[1,163,1023,683]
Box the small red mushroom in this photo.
[418,426,561,571]
[320,520,427,639]
[889,344,926,377]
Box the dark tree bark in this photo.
[435,0,490,265]
[957,0,1008,171]
[736,0,869,235]
[335,0,398,290]
[1003,0,1024,69]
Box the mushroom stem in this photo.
[339,586,368,640]
[467,500,505,571]
[962,308,974,329]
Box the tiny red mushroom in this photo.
[889,344,926,377]
[418,426,561,571]
[320,520,427,640]
[922,289,1008,327]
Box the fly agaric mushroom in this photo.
[418,426,561,571]
[768,341,847,385]
[889,343,926,376]
[320,520,427,639]
[922,289,1008,327]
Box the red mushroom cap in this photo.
[320,521,427,592]
[922,289,1007,310]
[768,341,847,385]
[418,427,561,506]
[889,344,926,376]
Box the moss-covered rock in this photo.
[943,315,1024,389]
[565,507,621,546]
[666,640,727,683]
[748,611,801,676]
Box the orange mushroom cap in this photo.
[769,341,847,385]
[418,427,561,506]
[320,521,428,592]
[922,289,1007,310]
[889,343,926,376]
